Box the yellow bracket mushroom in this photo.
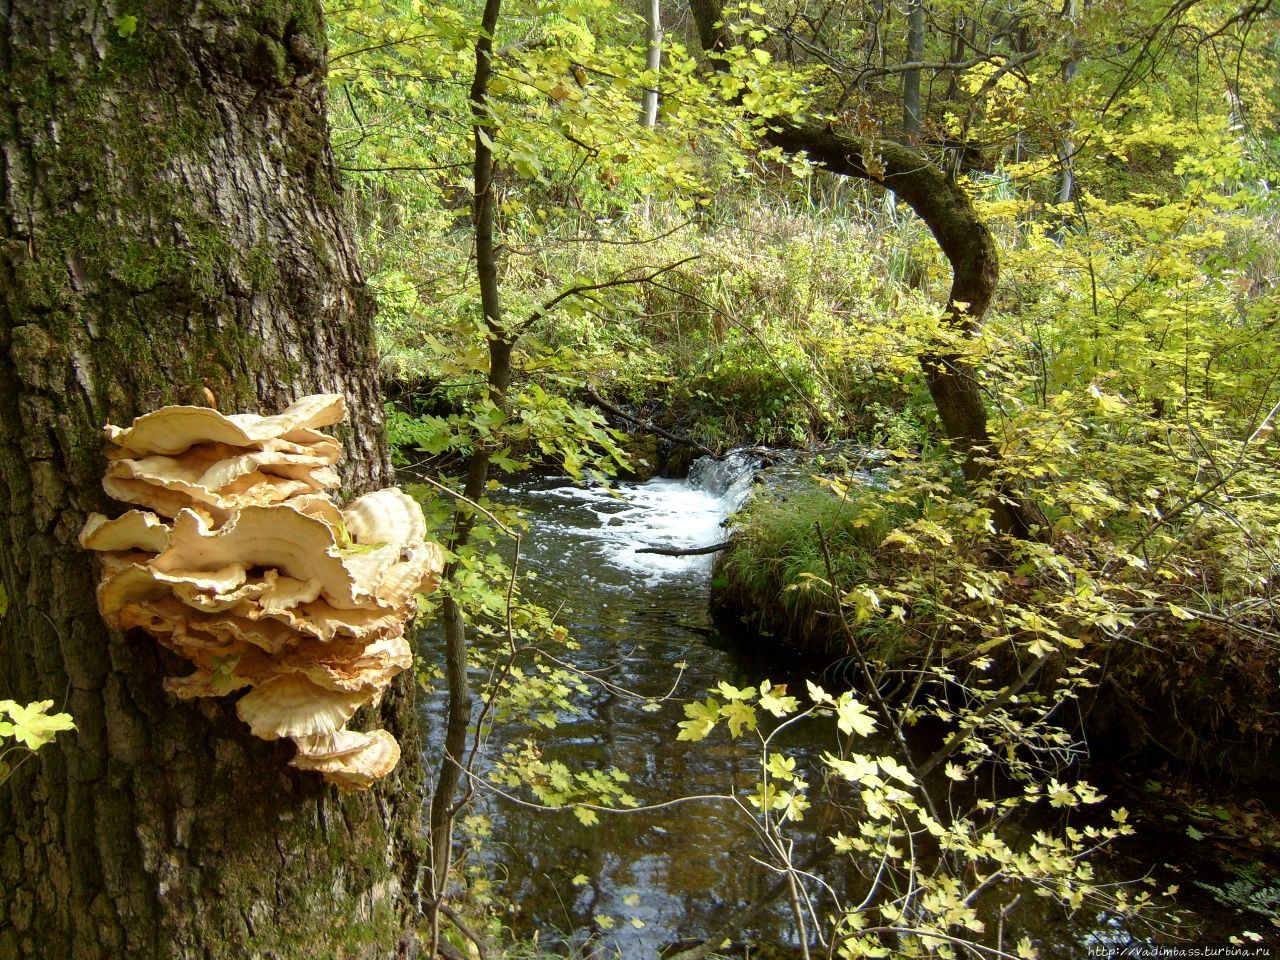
[79,395,443,791]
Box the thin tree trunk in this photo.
[427,0,510,935]
[688,0,1040,539]
[639,0,663,220]
[902,0,926,139]
[0,3,423,958]
[641,0,662,128]
[1056,1,1080,207]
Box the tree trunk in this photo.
[1056,1,1080,208]
[428,0,507,944]
[902,0,926,139]
[641,0,662,128]
[688,0,1041,539]
[0,3,424,958]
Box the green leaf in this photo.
[719,699,757,737]
[834,693,877,737]
[758,680,798,717]
[113,14,138,38]
[822,751,878,783]
[805,680,831,703]
[210,655,244,695]
[676,697,720,741]
[715,681,755,701]
[0,700,75,750]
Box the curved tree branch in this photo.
[687,0,1041,539]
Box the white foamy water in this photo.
[520,453,761,583]
[524,480,731,581]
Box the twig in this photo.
[663,841,837,960]
[584,387,715,456]
[916,654,1048,779]
[439,902,490,960]
[502,218,696,254]
[410,473,517,538]
[339,162,470,173]
[844,926,1024,959]
[516,256,699,334]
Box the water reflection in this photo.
[479,470,805,955]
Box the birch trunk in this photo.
[902,0,926,139]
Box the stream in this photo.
[415,454,1237,958]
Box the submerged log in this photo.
[635,540,734,556]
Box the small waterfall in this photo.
[687,449,763,513]
[503,451,768,584]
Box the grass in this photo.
[715,481,915,656]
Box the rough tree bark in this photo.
[0,3,424,958]
[689,0,1040,539]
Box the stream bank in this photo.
[708,457,1280,788]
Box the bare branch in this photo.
[516,255,699,333]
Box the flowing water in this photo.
[414,454,1227,957]
[438,451,809,955]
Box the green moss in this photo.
[199,0,326,88]
[189,784,409,960]
[115,240,188,292]
[245,241,279,292]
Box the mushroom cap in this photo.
[245,598,407,644]
[291,728,401,791]
[289,494,346,527]
[236,673,367,740]
[271,632,412,694]
[80,511,171,553]
[97,562,174,627]
[148,499,442,612]
[107,444,338,500]
[164,668,253,700]
[104,394,346,457]
[101,475,222,524]
[151,505,376,609]
[340,489,444,605]
[102,462,335,522]
[83,394,442,791]
[343,488,426,545]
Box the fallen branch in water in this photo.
[635,541,733,556]
[584,388,715,457]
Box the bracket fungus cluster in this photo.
[79,394,442,791]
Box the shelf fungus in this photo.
[80,394,442,791]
